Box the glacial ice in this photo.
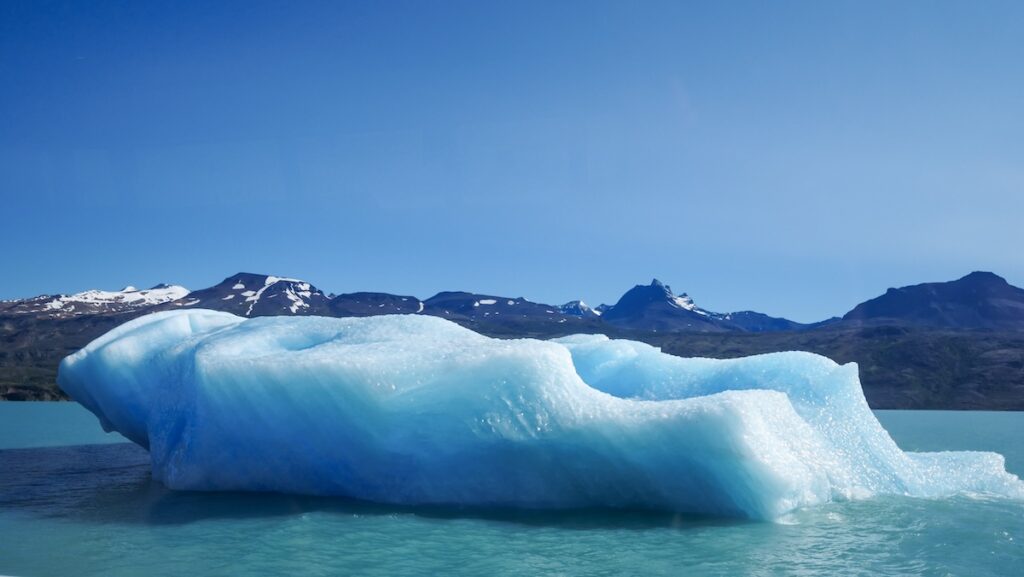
[57,310,1024,520]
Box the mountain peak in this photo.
[0,284,190,318]
[842,271,1024,329]
[180,273,329,317]
[559,300,601,317]
[222,272,305,285]
[649,278,674,294]
[957,271,1008,285]
[601,279,725,331]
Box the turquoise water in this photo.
[0,402,127,449]
[0,404,1021,576]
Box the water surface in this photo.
[0,404,1021,576]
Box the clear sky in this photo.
[2,0,1022,322]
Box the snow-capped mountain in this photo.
[600,279,727,332]
[599,279,810,333]
[559,300,602,317]
[6,270,1024,408]
[0,284,189,318]
[0,274,809,332]
[0,273,818,333]
[166,273,332,317]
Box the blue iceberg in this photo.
[58,310,1024,519]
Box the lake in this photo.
[0,403,1021,576]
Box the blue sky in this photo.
[2,0,1022,322]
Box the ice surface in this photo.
[58,310,1024,520]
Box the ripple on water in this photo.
[1,415,1023,576]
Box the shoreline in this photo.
[3,389,1021,411]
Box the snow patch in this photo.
[26,284,190,317]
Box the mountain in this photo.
[842,271,1024,330]
[163,273,332,317]
[421,292,589,327]
[0,284,189,319]
[559,300,602,318]
[719,310,810,332]
[599,279,809,333]
[0,275,808,334]
[5,270,1024,408]
[330,292,423,316]
[600,279,726,332]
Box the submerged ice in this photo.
[58,310,1024,520]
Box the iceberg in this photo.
[57,310,1024,520]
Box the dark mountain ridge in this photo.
[599,279,818,333]
[3,270,1023,408]
[601,279,727,332]
[330,292,423,317]
[842,271,1024,330]
[166,273,333,317]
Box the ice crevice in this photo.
[57,310,1024,520]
